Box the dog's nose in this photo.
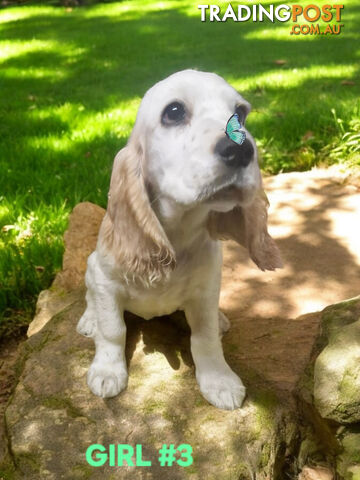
[214,136,254,168]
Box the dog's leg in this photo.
[185,301,245,410]
[78,253,128,398]
[77,288,97,338]
[218,310,230,335]
[87,293,128,399]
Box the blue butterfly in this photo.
[225,113,246,145]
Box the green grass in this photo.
[0,0,359,337]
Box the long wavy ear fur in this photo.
[98,144,176,285]
[207,189,283,271]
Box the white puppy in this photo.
[77,70,282,410]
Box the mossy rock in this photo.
[1,292,300,479]
[336,427,360,480]
[297,296,360,477]
[313,297,360,424]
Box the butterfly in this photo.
[225,113,246,145]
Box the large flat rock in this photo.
[3,300,301,479]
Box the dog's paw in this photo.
[218,311,230,335]
[197,370,246,410]
[77,312,96,338]
[87,362,128,398]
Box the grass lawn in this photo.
[0,0,359,338]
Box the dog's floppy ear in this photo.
[207,189,282,271]
[98,143,176,285]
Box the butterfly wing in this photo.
[226,113,246,145]
[226,114,241,135]
[227,130,246,145]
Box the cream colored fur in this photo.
[77,70,282,410]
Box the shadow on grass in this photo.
[0,2,359,322]
[1,5,359,194]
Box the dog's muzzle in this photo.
[214,136,254,168]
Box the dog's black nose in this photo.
[214,136,254,168]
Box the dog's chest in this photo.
[124,281,187,319]
[123,244,220,319]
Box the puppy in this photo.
[77,70,282,410]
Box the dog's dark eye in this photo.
[235,104,249,124]
[161,102,186,126]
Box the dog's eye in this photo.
[161,102,186,126]
[235,104,249,124]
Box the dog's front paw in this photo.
[77,312,96,338]
[87,362,128,398]
[197,370,246,410]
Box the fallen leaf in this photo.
[274,59,287,65]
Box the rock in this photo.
[27,288,81,337]
[2,301,301,479]
[297,297,360,480]
[27,202,104,337]
[313,298,360,423]
[337,430,360,480]
[52,201,104,291]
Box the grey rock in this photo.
[298,297,360,480]
[314,299,360,424]
[3,296,299,479]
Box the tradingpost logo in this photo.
[198,4,344,35]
